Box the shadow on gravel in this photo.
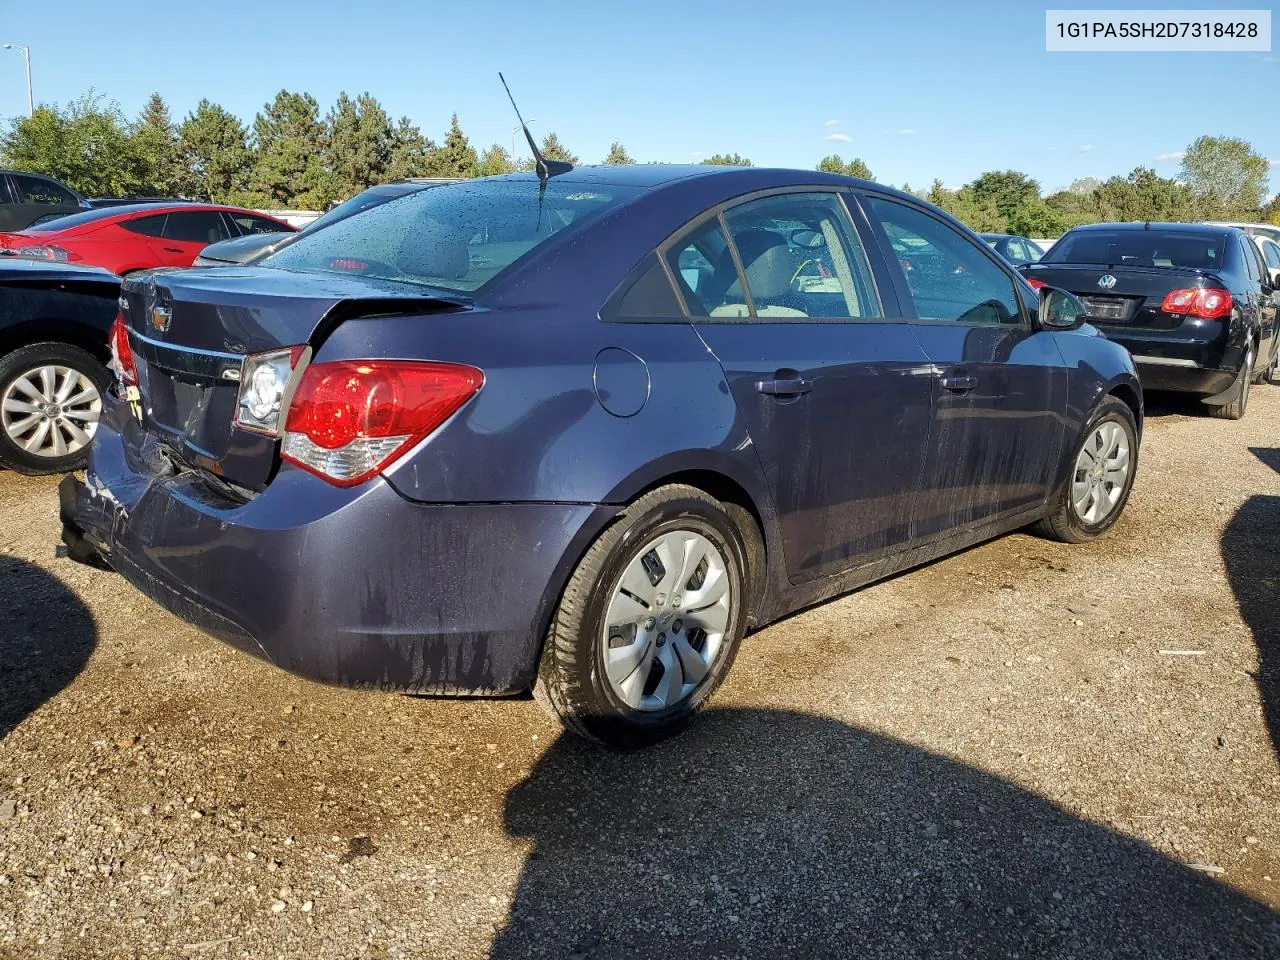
[1222,448,1280,762]
[0,556,96,741]
[1142,391,1210,420]
[493,710,1279,959]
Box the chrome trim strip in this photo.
[1131,355,1200,368]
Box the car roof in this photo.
[978,233,1015,240]
[471,163,892,193]
[1069,221,1233,236]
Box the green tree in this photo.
[326,92,392,198]
[538,132,578,165]
[1,93,142,196]
[1094,166,1198,222]
[477,143,516,177]
[701,153,752,167]
[1068,176,1101,195]
[131,92,181,195]
[1179,135,1269,220]
[249,90,330,208]
[177,99,252,203]
[816,154,873,180]
[1261,194,1280,226]
[604,141,634,165]
[925,179,1006,232]
[1045,188,1100,229]
[386,117,436,180]
[422,114,478,179]
[969,170,1043,233]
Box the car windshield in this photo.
[263,178,643,293]
[1043,230,1224,270]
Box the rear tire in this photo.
[1209,344,1253,420]
[1033,396,1138,544]
[0,342,109,475]
[534,484,751,748]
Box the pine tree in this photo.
[422,114,478,179]
[326,92,392,197]
[386,117,436,180]
[539,132,578,165]
[248,90,330,208]
[176,100,252,203]
[477,143,516,177]
[603,141,634,165]
[132,93,181,195]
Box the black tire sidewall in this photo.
[1064,398,1139,539]
[0,342,110,474]
[573,495,749,746]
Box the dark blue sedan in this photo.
[62,165,1142,747]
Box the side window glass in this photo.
[1264,241,1280,270]
[864,196,1021,325]
[611,255,684,319]
[13,174,76,206]
[1006,238,1029,262]
[664,218,749,317]
[1026,240,1045,261]
[1242,238,1262,282]
[722,192,881,319]
[120,214,168,238]
[231,213,289,235]
[164,211,232,244]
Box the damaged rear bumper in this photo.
[60,398,610,696]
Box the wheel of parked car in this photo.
[1210,343,1254,421]
[1034,396,1138,544]
[534,484,753,748]
[0,341,109,475]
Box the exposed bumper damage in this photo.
[60,397,609,696]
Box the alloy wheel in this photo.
[1,364,102,459]
[1072,419,1131,525]
[600,529,734,712]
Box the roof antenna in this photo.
[499,72,572,182]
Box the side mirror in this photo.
[1269,268,1280,290]
[1037,286,1088,330]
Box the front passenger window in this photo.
[864,196,1021,325]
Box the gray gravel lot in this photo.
[1,391,1279,959]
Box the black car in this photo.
[980,233,1046,266]
[1023,222,1279,419]
[0,260,117,473]
[0,170,89,232]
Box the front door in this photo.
[856,193,1068,539]
[668,191,935,582]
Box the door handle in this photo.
[756,377,813,397]
[940,374,978,392]
[162,246,183,253]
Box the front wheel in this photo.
[1033,396,1138,544]
[534,484,751,748]
[0,342,109,475]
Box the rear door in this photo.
[6,173,83,231]
[856,193,1068,538]
[154,210,233,266]
[671,189,935,582]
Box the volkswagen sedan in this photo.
[61,166,1142,747]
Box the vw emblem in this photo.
[1097,274,1117,289]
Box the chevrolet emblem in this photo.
[150,304,172,332]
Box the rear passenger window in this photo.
[230,213,290,235]
[665,218,749,317]
[164,211,232,244]
[864,195,1021,325]
[120,214,168,238]
[610,256,684,320]
[721,192,881,318]
[1241,238,1263,282]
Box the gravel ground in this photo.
[1,390,1278,959]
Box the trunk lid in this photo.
[1022,262,1226,330]
[120,267,468,491]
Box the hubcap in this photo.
[1072,419,1130,525]
[601,530,733,712]
[1,364,101,459]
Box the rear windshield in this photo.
[304,184,424,233]
[262,178,643,293]
[23,206,124,233]
[1044,229,1225,270]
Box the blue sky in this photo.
[1,0,1275,194]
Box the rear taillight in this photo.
[1160,287,1232,320]
[16,244,75,262]
[108,313,137,387]
[234,346,306,436]
[1025,278,1048,290]
[281,360,483,487]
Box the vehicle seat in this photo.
[711,229,807,318]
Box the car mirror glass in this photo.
[1038,287,1087,330]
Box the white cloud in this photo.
[1269,159,1280,168]
[1156,151,1185,162]
[824,119,840,128]
[897,128,916,136]
[1079,144,1093,153]
[822,132,852,142]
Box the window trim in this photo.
[648,185,892,325]
[850,189,1032,329]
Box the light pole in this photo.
[2,44,31,117]
[511,118,537,161]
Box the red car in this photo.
[0,203,295,275]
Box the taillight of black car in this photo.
[1160,287,1233,320]
[232,348,484,487]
